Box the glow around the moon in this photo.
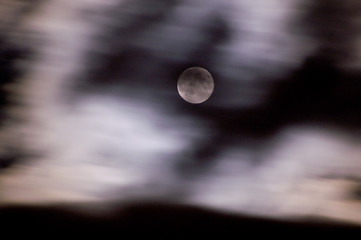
[177,67,214,104]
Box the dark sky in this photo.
[0,0,361,229]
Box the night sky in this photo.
[0,0,361,232]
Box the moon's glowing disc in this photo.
[177,67,214,104]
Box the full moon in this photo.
[177,67,214,104]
